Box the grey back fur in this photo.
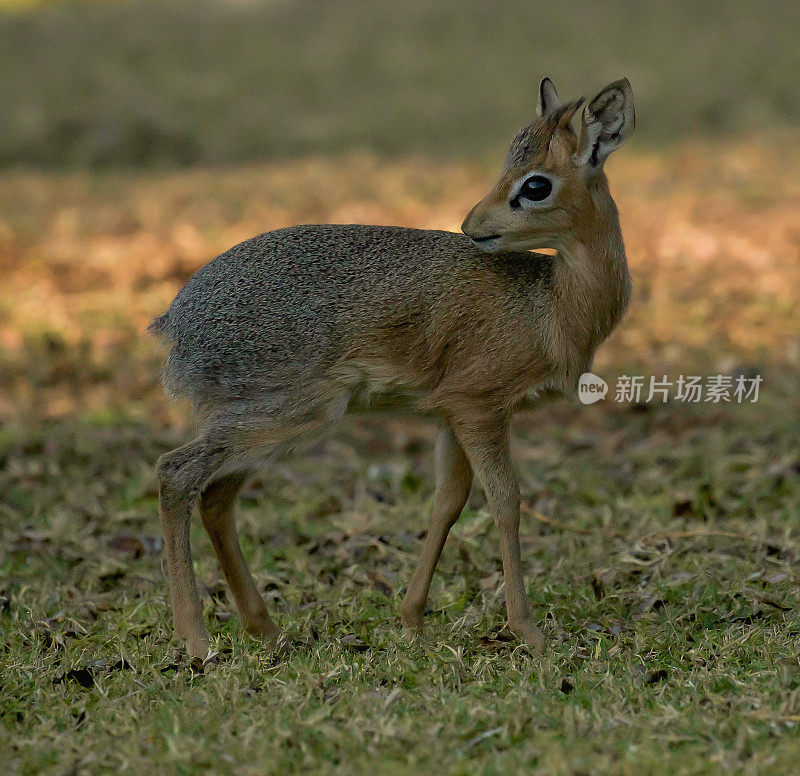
[150,224,557,420]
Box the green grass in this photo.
[2,0,800,167]
[2,381,800,775]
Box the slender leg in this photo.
[450,409,545,650]
[156,391,347,659]
[401,427,473,632]
[157,438,219,660]
[200,473,280,640]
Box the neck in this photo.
[548,180,631,378]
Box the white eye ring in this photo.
[509,173,560,209]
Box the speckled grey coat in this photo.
[151,224,561,421]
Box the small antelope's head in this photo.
[462,78,635,254]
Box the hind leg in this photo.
[401,427,473,632]
[157,436,228,660]
[156,384,349,657]
[200,473,280,641]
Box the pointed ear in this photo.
[573,78,635,171]
[537,77,561,117]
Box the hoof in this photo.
[511,621,547,653]
[401,623,426,644]
[186,633,211,662]
[400,605,424,634]
[245,616,281,642]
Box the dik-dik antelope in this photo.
[151,77,635,659]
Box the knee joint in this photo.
[157,454,203,504]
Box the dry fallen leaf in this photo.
[340,633,369,652]
[367,570,394,597]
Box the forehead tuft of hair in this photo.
[503,98,585,172]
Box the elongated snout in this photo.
[461,200,503,252]
[461,202,487,238]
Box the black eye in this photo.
[510,175,553,208]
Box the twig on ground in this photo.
[520,504,798,553]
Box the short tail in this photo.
[147,312,172,341]
[148,311,183,401]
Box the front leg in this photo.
[401,426,473,633]
[450,408,545,651]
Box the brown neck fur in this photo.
[547,175,631,385]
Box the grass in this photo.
[1,135,800,773]
[3,394,800,775]
[2,0,800,166]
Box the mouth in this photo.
[468,234,503,252]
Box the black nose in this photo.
[462,215,497,241]
[461,205,483,238]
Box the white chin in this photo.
[471,237,503,253]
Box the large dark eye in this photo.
[511,175,553,208]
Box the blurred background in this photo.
[3,0,800,166]
[2,0,799,423]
